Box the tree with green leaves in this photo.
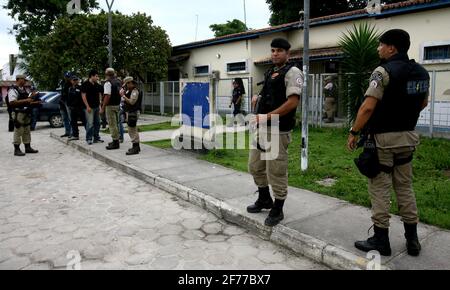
[266,0,408,26]
[210,19,248,37]
[338,23,381,123]
[4,0,98,57]
[27,12,171,89]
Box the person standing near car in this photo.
[67,76,86,141]
[30,86,39,131]
[120,77,142,155]
[6,75,41,156]
[60,71,73,138]
[100,68,122,150]
[81,70,104,145]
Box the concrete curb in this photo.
[50,132,390,270]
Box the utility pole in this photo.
[243,0,248,29]
[195,14,199,41]
[301,0,310,171]
[106,0,115,68]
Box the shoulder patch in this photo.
[370,71,383,83]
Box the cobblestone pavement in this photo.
[0,110,326,270]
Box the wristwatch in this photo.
[349,128,360,136]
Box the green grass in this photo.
[142,139,174,149]
[101,122,179,134]
[138,122,179,132]
[144,127,450,229]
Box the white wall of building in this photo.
[178,7,450,101]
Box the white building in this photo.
[170,0,450,125]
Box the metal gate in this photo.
[213,77,253,116]
[142,81,180,115]
[305,70,450,139]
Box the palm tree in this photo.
[339,22,381,123]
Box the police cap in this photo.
[379,29,411,54]
[271,38,291,51]
[123,76,137,86]
[16,74,28,81]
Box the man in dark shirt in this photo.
[67,76,85,141]
[60,72,73,137]
[81,70,104,145]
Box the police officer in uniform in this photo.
[6,75,40,156]
[100,68,122,150]
[247,38,303,227]
[323,76,337,123]
[348,29,430,257]
[120,77,142,155]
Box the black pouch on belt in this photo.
[127,113,138,127]
[354,135,381,179]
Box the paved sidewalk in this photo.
[50,129,450,270]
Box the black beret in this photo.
[271,38,291,50]
[379,29,411,53]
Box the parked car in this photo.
[34,92,85,128]
[37,91,58,102]
[35,93,64,128]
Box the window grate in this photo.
[227,62,247,73]
[424,45,450,61]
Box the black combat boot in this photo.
[126,143,141,155]
[106,140,120,150]
[404,223,421,257]
[247,187,274,214]
[355,225,392,256]
[265,199,285,227]
[25,144,39,154]
[14,144,25,157]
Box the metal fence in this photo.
[142,81,180,115]
[144,70,450,139]
[306,71,450,138]
[416,70,450,138]
[214,77,253,116]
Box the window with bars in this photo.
[194,65,210,76]
[226,61,248,74]
[424,45,450,61]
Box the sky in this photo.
[0,0,271,67]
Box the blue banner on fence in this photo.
[182,82,210,129]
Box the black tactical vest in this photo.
[107,78,122,106]
[8,86,31,113]
[124,89,142,113]
[258,64,298,132]
[68,85,84,108]
[369,54,430,134]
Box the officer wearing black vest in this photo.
[247,38,303,227]
[120,76,142,155]
[101,68,122,150]
[6,75,41,156]
[348,29,430,257]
